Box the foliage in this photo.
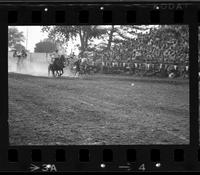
[42,25,189,64]
[41,26,107,55]
[13,43,26,51]
[34,39,57,53]
[8,27,25,50]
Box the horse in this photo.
[48,55,66,77]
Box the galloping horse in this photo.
[48,55,66,77]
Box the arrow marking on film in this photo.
[30,164,40,172]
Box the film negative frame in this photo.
[0,0,200,172]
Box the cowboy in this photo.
[50,49,60,64]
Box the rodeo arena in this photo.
[8,25,190,145]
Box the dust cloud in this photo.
[8,55,75,77]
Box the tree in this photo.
[34,39,57,53]
[41,26,107,56]
[97,25,157,62]
[8,27,25,50]
[13,43,26,51]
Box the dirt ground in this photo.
[8,73,189,145]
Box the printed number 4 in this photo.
[138,164,145,171]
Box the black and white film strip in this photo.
[0,0,200,172]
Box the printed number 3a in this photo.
[138,164,145,171]
[42,164,57,172]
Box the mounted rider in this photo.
[48,49,60,76]
[50,49,60,64]
[48,49,67,77]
